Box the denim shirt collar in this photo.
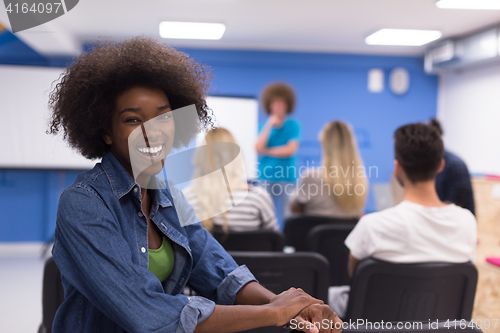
[101,152,172,208]
[101,152,138,199]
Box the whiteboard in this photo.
[0,65,258,173]
[205,96,258,180]
[0,65,96,169]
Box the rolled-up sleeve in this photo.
[177,265,256,332]
[216,265,257,305]
[177,296,216,333]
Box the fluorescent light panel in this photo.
[159,21,226,40]
[366,29,442,46]
[436,0,500,10]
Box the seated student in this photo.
[290,121,367,218]
[184,128,279,233]
[328,122,477,318]
[49,37,340,333]
[390,119,475,216]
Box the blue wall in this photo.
[0,47,438,242]
[0,170,83,242]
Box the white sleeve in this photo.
[468,214,478,263]
[344,216,375,261]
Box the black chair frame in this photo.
[346,258,478,322]
[38,256,64,333]
[285,216,358,252]
[230,251,330,333]
[212,228,285,252]
[307,223,356,286]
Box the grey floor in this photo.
[0,243,45,333]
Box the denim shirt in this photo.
[52,152,257,333]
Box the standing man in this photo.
[256,82,301,230]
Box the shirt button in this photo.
[141,247,146,253]
[138,212,143,218]
[133,187,138,193]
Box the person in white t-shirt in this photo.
[328,122,477,318]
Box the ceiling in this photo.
[2,0,500,57]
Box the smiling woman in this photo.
[48,38,209,160]
[103,86,175,185]
[46,37,341,333]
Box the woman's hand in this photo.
[194,284,339,333]
[292,303,343,333]
[256,116,278,154]
[268,114,282,128]
[266,287,323,327]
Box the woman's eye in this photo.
[157,112,172,122]
[125,118,140,124]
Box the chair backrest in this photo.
[346,258,478,322]
[284,216,358,251]
[229,251,329,302]
[229,251,330,333]
[212,228,285,252]
[39,256,65,333]
[307,223,356,286]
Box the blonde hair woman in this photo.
[290,120,367,217]
[184,128,278,233]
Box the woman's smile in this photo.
[136,144,164,157]
[104,85,175,180]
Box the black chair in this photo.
[307,223,356,286]
[230,251,329,302]
[284,216,358,252]
[290,320,483,333]
[345,258,478,322]
[230,251,330,333]
[212,228,285,252]
[38,257,65,333]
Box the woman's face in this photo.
[104,86,175,179]
[269,97,288,119]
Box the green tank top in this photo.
[148,236,174,283]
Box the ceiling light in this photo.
[159,21,226,40]
[365,29,442,46]
[436,0,500,10]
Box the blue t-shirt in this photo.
[258,118,301,182]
